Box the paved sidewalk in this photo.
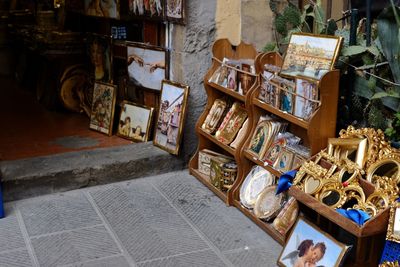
[0,170,281,267]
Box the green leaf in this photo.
[367,46,381,57]
[341,46,368,57]
[377,6,400,84]
[275,14,287,35]
[314,5,326,34]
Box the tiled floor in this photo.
[0,76,130,161]
[2,170,281,267]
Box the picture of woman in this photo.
[85,0,119,18]
[88,34,112,83]
[89,82,116,135]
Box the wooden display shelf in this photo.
[189,39,258,206]
[190,168,228,202]
[233,199,285,245]
[198,129,236,156]
[243,150,282,178]
[252,98,309,129]
[206,81,246,102]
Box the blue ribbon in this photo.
[336,209,370,225]
[276,170,297,195]
[0,184,4,219]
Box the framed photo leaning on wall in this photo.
[153,80,189,155]
[126,42,169,91]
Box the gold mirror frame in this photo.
[366,192,390,211]
[303,175,323,195]
[386,202,400,244]
[338,168,361,184]
[327,137,368,168]
[366,158,400,184]
[317,182,346,208]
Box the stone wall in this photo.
[170,0,274,162]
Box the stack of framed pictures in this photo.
[201,99,249,147]
[259,33,342,122]
[208,58,256,95]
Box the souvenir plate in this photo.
[240,166,275,209]
[254,185,285,220]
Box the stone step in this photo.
[0,142,185,201]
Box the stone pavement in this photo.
[0,170,281,267]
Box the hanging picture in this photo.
[84,0,120,18]
[154,80,189,155]
[278,217,350,267]
[166,0,185,23]
[129,0,164,20]
[117,101,154,142]
[87,33,113,83]
[126,42,168,91]
[280,33,342,81]
[89,82,117,136]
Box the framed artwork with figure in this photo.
[87,33,113,83]
[117,101,154,142]
[154,80,189,155]
[89,82,117,136]
[84,0,120,18]
[126,42,168,91]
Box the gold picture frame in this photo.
[386,202,400,244]
[215,102,247,145]
[201,99,227,134]
[278,217,349,267]
[89,82,117,136]
[153,80,189,155]
[280,32,343,81]
[327,137,368,169]
[117,101,154,142]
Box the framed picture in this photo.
[201,99,227,134]
[267,78,281,108]
[226,67,237,91]
[166,0,185,24]
[154,80,189,155]
[129,0,164,20]
[117,101,154,142]
[294,78,319,120]
[387,202,400,243]
[87,34,113,83]
[248,120,272,159]
[84,0,119,18]
[274,148,295,172]
[263,138,287,165]
[89,82,117,136]
[280,33,342,81]
[278,217,350,267]
[259,71,274,102]
[280,80,295,114]
[215,102,247,145]
[127,42,168,91]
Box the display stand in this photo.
[227,51,340,244]
[188,39,258,205]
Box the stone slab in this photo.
[0,142,185,201]
[0,249,34,267]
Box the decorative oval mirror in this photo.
[367,159,400,184]
[366,192,390,211]
[318,184,345,208]
[338,168,360,184]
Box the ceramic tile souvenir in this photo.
[201,99,227,134]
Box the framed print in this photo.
[294,78,319,120]
[267,78,281,108]
[280,80,295,114]
[87,34,113,83]
[129,0,164,20]
[259,71,274,102]
[387,202,400,243]
[278,217,350,267]
[154,80,189,155]
[280,33,342,81]
[127,42,168,91]
[89,82,117,136]
[201,99,227,134]
[226,67,237,91]
[263,138,287,165]
[117,101,154,142]
[274,148,295,172]
[85,0,119,18]
[247,121,271,159]
[166,0,185,24]
[215,102,247,145]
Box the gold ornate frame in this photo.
[116,101,154,142]
[153,80,189,155]
[387,202,400,243]
[89,81,117,136]
[327,137,368,168]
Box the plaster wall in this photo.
[170,0,274,162]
